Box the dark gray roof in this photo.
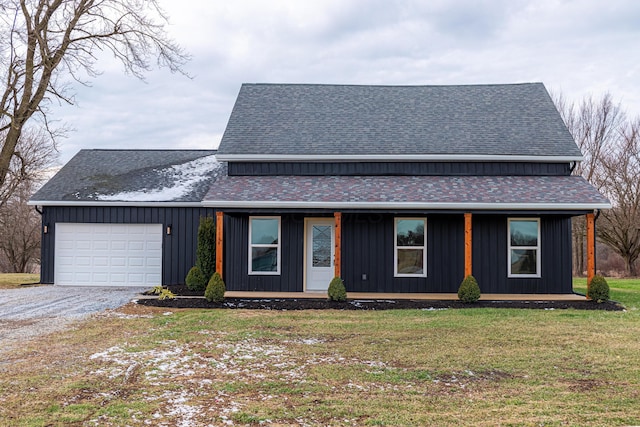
[217,83,582,159]
[31,150,221,203]
[203,174,610,210]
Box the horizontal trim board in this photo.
[203,201,611,210]
[29,201,204,207]
[217,154,584,163]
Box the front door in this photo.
[305,219,335,292]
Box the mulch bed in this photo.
[136,285,625,311]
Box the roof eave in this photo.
[202,201,611,210]
[215,154,584,163]
[28,200,205,207]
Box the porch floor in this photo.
[224,291,586,301]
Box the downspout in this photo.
[594,209,601,274]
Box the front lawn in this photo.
[0,273,39,289]
[0,277,638,426]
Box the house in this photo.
[30,83,610,294]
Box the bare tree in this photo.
[0,0,189,203]
[553,92,625,275]
[0,179,41,272]
[596,119,640,276]
[0,128,57,272]
[0,127,56,206]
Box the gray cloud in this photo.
[51,0,640,164]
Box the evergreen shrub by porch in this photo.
[588,275,610,303]
[196,216,216,281]
[458,275,481,303]
[205,272,226,303]
[328,277,347,302]
[186,266,207,292]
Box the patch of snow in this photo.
[97,155,220,202]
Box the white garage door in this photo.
[55,223,162,286]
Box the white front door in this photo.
[305,218,335,292]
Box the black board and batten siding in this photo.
[40,206,215,285]
[223,213,307,292]
[341,214,465,293]
[228,162,571,176]
[222,212,574,294]
[472,215,573,294]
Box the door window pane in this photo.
[312,225,331,267]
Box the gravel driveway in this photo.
[0,286,145,358]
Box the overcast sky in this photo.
[52,0,640,164]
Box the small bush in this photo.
[588,275,610,303]
[458,275,481,303]
[196,216,216,281]
[158,289,176,300]
[327,277,347,302]
[205,272,226,303]
[185,266,207,292]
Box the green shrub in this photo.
[185,266,207,292]
[588,275,610,303]
[458,275,481,303]
[196,216,216,282]
[327,277,347,302]
[205,272,226,303]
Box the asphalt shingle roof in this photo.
[31,150,221,203]
[217,83,582,159]
[203,174,609,209]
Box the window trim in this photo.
[248,216,281,275]
[394,217,427,278]
[507,217,541,278]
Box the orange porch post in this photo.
[216,211,224,279]
[586,212,595,296]
[464,213,473,277]
[334,212,342,278]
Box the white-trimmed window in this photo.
[394,218,427,277]
[249,217,281,275]
[508,218,541,277]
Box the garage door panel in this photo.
[55,223,162,287]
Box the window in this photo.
[249,217,281,275]
[508,218,540,277]
[394,218,427,277]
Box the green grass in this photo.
[0,276,639,425]
[574,277,640,309]
[0,273,39,289]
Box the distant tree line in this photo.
[554,92,640,277]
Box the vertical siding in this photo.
[40,206,215,285]
[224,213,304,292]
[342,214,465,293]
[229,162,571,176]
[472,215,573,293]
